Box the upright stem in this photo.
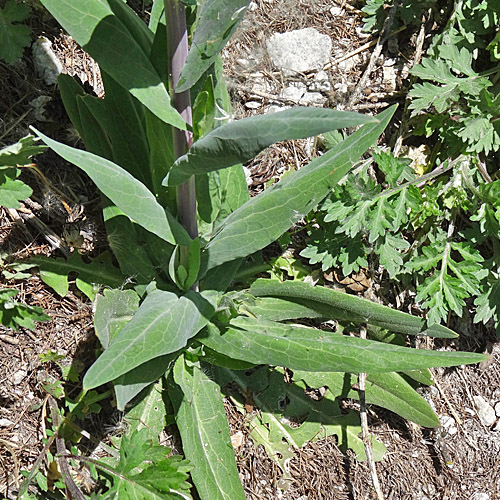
[164,0,198,240]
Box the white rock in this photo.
[242,166,252,186]
[266,28,332,75]
[473,395,496,427]
[440,415,458,436]
[265,105,291,114]
[330,6,343,16]
[0,418,14,427]
[281,82,307,103]
[470,493,490,500]
[299,92,326,106]
[244,101,262,109]
[12,369,27,385]
[248,1,258,11]
[309,72,331,92]
[383,66,397,92]
[337,54,360,72]
[495,402,500,417]
[32,36,63,85]
[494,419,500,432]
[334,82,348,94]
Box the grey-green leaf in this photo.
[169,358,246,500]
[40,0,185,129]
[249,279,457,338]
[202,106,396,272]
[32,128,191,247]
[176,0,250,92]
[294,370,439,428]
[199,317,485,373]
[83,290,217,390]
[164,107,378,186]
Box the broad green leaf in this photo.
[294,370,439,428]
[0,288,50,331]
[40,0,185,129]
[30,252,124,301]
[0,0,31,64]
[164,107,378,186]
[33,128,191,247]
[114,353,178,411]
[94,288,140,349]
[176,0,250,92]
[169,358,246,500]
[82,71,152,189]
[83,290,218,390]
[215,367,385,466]
[203,106,396,272]
[249,279,457,338]
[199,317,486,373]
[0,135,47,167]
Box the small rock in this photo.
[281,82,307,103]
[473,395,496,427]
[29,95,52,122]
[12,369,27,385]
[309,72,331,92]
[266,28,332,75]
[242,166,252,186]
[383,66,397,92]
[334,82,348,94]
[330,6,343,16]
[299,92,326,106]
[264,105,290,114]
[337,54,360,72]
[495,402,500,417]
[244,101,262,109]
[440,415,458,436]
[494,419,500,432]
[32,36,63,85]
[470,493,490,500]
[248,1,258,11]
[0,418,14,427]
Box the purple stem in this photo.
[164,0,198,240]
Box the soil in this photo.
[0,1,499,499]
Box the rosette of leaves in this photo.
[30,1,485,498]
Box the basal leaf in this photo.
[249,279,457,338]
[40,0,185,129]
[164,107,378,186]
[199,317,485,373]
[30,252,124,301]
[83,290,218,390]
[0,0,31,63]
[0,172,32,209]
[176,0,250,92]
[294,370,439,428]
[32,128,191,247]
[0,135,47,167]
[169,358,246,500]
[203,106,396,272]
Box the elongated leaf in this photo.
[215,366,385,465]
[294,370,439,428]
[29,252,124,301]
[83,290,217,390]
[203,106,396,272]
[165,108,378,186]
[32,128,191,247]
[169,358,246,500]
[40,0,185,129]
[176,0,250,92]
[249,279,457,338]
[199,317,486,374]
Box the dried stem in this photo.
[358,325,385,500]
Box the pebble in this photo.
[244,101,262,109]
[0,418,14,427]
[470,493,490,500]
[473,395,496,427]
[494,401,500,417]
[12,369,27,385]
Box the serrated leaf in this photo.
[376,233,410,278]
[200,317,485,373]
[164,108,377,186]
[216,366,385,466]
[83,290,218,390]
[29,252,124,301]
[169,358,246,500]
[96,428,192,499]
[0,135,47,167]
[40,0,185,129]
[0,0,31,63]
[249,279,457,338]
[32,128,191,247]
[0,171,32,208]
[0,288,50,331]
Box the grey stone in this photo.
[473,395,496,427]
[32,36,63,85]
[266,28,332,75]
